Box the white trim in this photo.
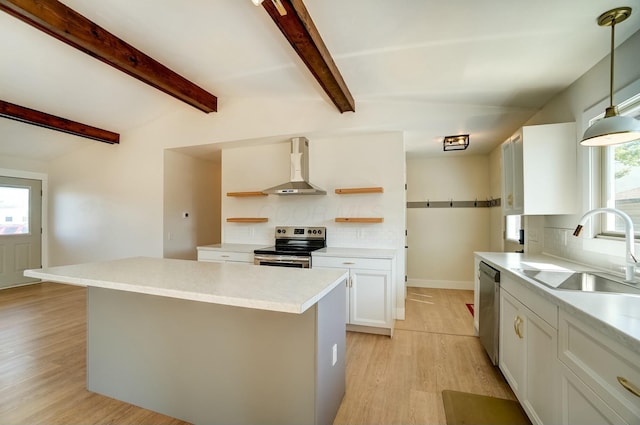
[0,168,48,268]
[579,78,640,260]
[0,168,47,181]
[406,278,473,290]
[0,280,42,290]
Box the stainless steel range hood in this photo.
[262,137,326,195]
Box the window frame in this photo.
[581,79,640,241]
[505,214,522,243]
[596,93,640,238]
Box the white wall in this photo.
[0,156,48,174]
[221,132,406,316]
[508,29,640,274]
[163,149,220,260]
[406,155,491,288]
[47,136,165,265]
[40,96,438,267]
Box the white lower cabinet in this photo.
[313,256,393,335]
[481,259,640,425]
[499,275,559,425]
[559,362,626,425]
[349,268,391,328]
[558,310,640,424]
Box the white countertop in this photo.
[24,257,348,314]
[475,252,640,352]
[197,243,268,253]
[313,247,396,259]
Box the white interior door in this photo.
[0,176,42,288]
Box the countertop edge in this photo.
[25,260,349,315]
[196,243,268,253]
[313,247,397,259]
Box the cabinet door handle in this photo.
[513,316,523,339]
[221,255,230,258]
[518,317,524,339]
[343,262,355,265]
[618,376,640,398]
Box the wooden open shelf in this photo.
[335,187,384,195]
[335,217,384,223]
[226,218,268,223]
[226,191,267,197]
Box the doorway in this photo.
[0,176,42,288]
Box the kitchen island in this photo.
[25,257,348,425]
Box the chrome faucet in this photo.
[573,208,638,282]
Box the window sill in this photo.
[583,235,638,256]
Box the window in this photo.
[505,215,522,243]
[598,93,640,236]
[0,186,30,235]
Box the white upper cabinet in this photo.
[502,122,577,216]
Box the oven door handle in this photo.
[254,254,308,262]
[254,254,311,265]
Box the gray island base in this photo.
[25,257,348,425]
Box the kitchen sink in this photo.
[518,269,640,295]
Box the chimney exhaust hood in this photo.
[262,137,327,195]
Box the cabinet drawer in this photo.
[502,273,557,328]
[559,310,640,423]
[312,256,391,271]
[197,250,253,263]
[559,362,626,425]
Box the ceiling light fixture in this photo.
[251,0,287,16]
[443,134,469,151]
[581,7,640,146]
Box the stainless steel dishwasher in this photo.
[479,261,500,365]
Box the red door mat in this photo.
[465,303,474,317]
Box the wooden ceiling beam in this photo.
[0,0,217,113]
[0,100,120,144]
[260,0,355,113]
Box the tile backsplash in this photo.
[543,226,637,278]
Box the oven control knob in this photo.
[318,229,322,234]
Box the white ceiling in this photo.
[1,0,639,160]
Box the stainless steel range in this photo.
[253,226,326,268]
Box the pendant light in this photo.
[581,7,640,146]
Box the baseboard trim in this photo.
[406,278,473,290]
[347,324,393,337]
[0,280,42,291]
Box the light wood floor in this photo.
[0,283,188,425]
[0,283,514,424]
[333,287,515,425]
